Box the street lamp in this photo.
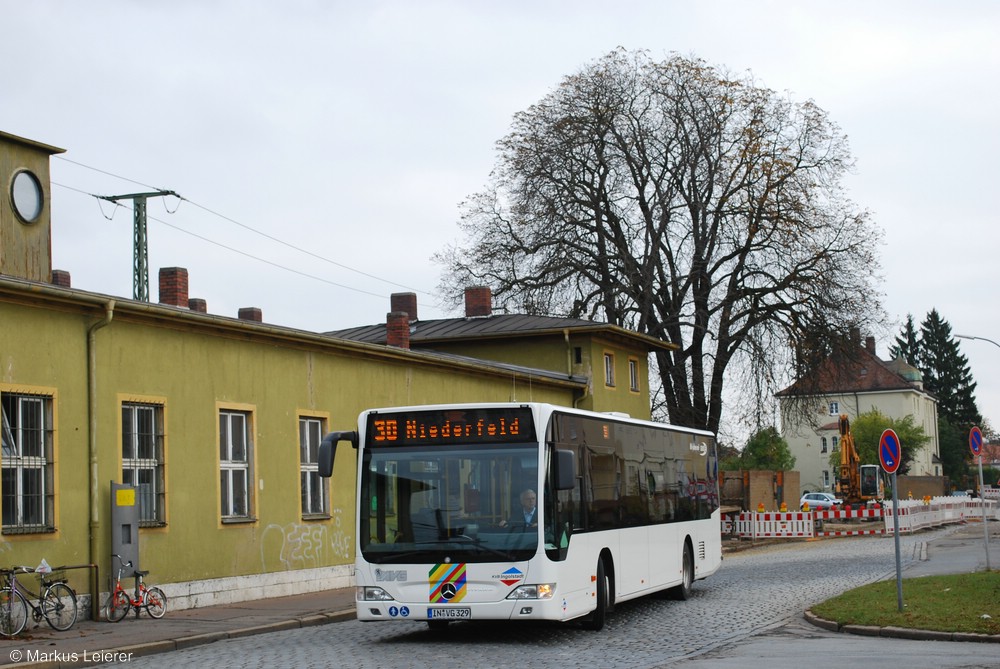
[956,333,1000,349]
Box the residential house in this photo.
[776,334,940,496]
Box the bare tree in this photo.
[436,50,883,434]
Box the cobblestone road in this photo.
[101,528,991,669]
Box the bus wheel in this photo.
[427,620,449,631]
[582,560,608,631]
[670,542,694,600]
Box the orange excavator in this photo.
[834,414,883,505]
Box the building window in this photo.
[822,470,830,489]
[604,353,615,387]
[122,403,166,526]
[821,437,828,453]
[628,358,640,392]
[828,401,839,415]
[1,393,54,534]
[831,436,839,451]
[300,417,328,517]
[220,410,254,520]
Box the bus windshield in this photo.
[360,443,545,564]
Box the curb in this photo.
[11,607,357,669]
[803,610,1000,643]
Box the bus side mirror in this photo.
[318,430,359,478]
[555,449,576,491]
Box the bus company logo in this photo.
[689,441,708,456]
[495,567,524,586]
[429,563,467,603]
[374,568,407,582]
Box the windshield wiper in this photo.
[450,535,517,561]
[368,537,516,563]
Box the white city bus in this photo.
[318,402,721,631]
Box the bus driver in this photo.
[499,489,537,529]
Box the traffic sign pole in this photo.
[880,429,904,612]
[970,427,991,571]
[891,472,903,612]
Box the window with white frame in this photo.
[822,470,830,488]
[828,401,839,415]
[831,436,839,451]
[604,353,616,387]
[220,410,253,520]
[1,393,54,533]
[299,416,328,517]
[821,437,828,453]
[122,403,165,526]
[628,358,640,392]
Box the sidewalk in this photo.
[0,588,356,669]
[1,522,995,668]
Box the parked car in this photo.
[799,491,843,510]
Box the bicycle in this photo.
[106,554,167,622]
[0,566,78,636]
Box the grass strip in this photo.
[812,572,999,635]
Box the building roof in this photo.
[327,313,677,352]
[775,344,929,398]
[0,274,588,391]
[0,130,65,155]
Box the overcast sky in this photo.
[6,1,1000,437]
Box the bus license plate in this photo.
[428,607,471,619]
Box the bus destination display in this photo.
[367,407,535,446]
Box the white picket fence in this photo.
[721,497,998,540]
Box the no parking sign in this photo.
[879,428,901,474]
[970,425,983,457]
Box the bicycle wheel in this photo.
[143,586,167,619]
[0,588,29,637]
[42,582,78,631]
[106,589,131,623]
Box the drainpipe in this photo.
[87,300,115,590]
[565,329,590,409]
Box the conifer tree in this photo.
[891,309,981,482]
[917,309,980,427]
[891,314,920,364]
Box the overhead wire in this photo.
[52,156,440,305]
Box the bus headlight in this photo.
[357,586,394,601]
[506,583,555,600]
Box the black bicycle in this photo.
[0,566,78,636]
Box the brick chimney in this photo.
[386,311,410,349]
[158,267,189,308]
[50,269,71,287]
[866,336,876,355]
[390,292,418,322]
[464,286,492,318]
[188,298,207,313]
[238,307,263,323]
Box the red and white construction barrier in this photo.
[722,498,996,540]
[813,507,884,537]
[884,497,998,534]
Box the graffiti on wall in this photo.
[260,507,352,571]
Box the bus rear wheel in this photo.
[670,542,694,600]
[582,560,608,631]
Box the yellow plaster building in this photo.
[0,131,673,615]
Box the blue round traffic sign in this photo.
[879,428,902,474]
[970,426,983,457]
